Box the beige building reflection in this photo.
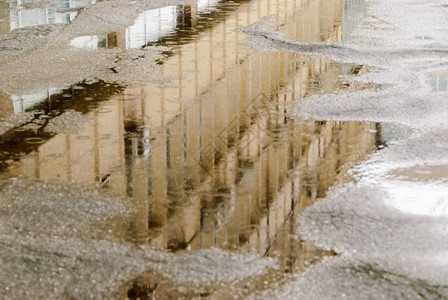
[0,92,14,118]
[8,0,375,274]
[0,2,10,36]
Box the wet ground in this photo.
[1,0,447,298]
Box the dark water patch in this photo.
[0,81,124,170]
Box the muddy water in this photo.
[0,0,376,298]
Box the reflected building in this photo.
[0,0,102,113]
[10,87,70,112]
[7,0,98,31]
[0,2,10,36]
[342,0,365,40]
[429,70,448,92]
[6,0,375,281]
[3,0,217,112]
[71,5,182,50]
[0,92,14,118]
[71,0,224,50]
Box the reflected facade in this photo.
[7,0,374,256]
[343,0,365,39]
[3,0,376,296]
[429,70,448,92]
[5,0,98,32]
[0,2,9,36]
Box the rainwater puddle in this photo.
[428,69,448,92]
[343,0,366,40]
[70,1,248,50]
[374,122,414,149]
[0,0,102,35]
[388,164,448,182]
[384,181,448,217]
[0,0,379,298]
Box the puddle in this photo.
[428,69,448,92]
[384,181,448,217]
[388,164,448,182]
[0,0,380,297]
[70,1,248,50]
[0,0,102,35]
[383,163,448,215]
[0,81,124,170]
[0,2,9,36]
[374,122,414,149]
[343,0,366,40]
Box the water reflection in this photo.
[1,0,377,297]
[0,91,14,118]
[0,82,124,170]
[428,69,448,92]
[0,0,101,35]
[0,2,9,36]
[10,0,372,255]
[71,5,183,50]
[10,86,69,112]
[343,0,365,40]
[70,0,248,50]
[375,122,413,149]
